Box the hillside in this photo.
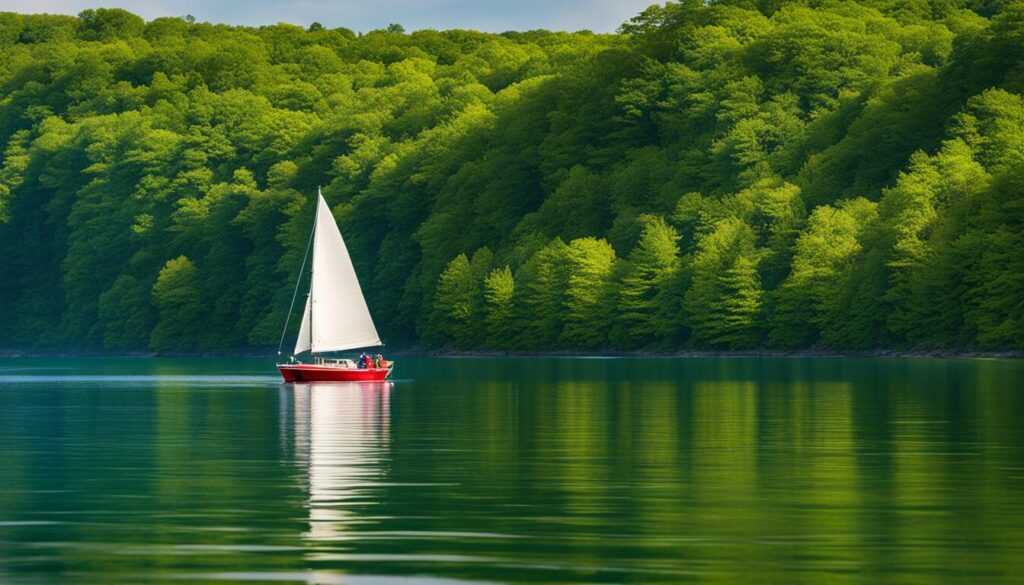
[0,1,1022,353]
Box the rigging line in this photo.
[277,205,316,356]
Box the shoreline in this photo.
[0,348,1021,360]
[406,349,1024,360]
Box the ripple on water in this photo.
[2,356,1024,584]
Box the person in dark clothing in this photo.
[358,352,367,369]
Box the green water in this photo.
[1,357,1023,584]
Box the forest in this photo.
[0,1,1022,353]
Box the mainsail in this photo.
[293,193,382,355]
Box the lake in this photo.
[1,356,1023,584]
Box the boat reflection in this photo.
[285,382,392,541]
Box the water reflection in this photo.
[1,357,1023,583]
[286,382,392,542]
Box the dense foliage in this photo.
[1,1,1022,353]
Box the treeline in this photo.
[0,1,1022,352]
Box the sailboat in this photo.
[277,190,393,383]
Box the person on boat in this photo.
[365,354,375,369]
[374,354,383,368]
[358,352,368,369]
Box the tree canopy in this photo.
[1,2,1022,353]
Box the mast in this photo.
[309,187,319,355]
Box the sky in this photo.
[0,0,658,33]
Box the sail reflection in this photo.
[286,382,392,541]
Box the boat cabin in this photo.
[313,357,357,368]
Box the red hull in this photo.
[278,363,392,382]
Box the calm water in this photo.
[1,356,1023,584]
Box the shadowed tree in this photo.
[685,218,764,348]
[150,256,204,350]
[614,215,681,347]
[430,253,480,348]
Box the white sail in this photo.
[293,296,311,355]
[304,193,382,353]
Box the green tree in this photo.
[483,266,516,348]
[685,218,763,348]
[710,254,763,348]
[560,237,619,348]
[881,139,990,346]
[150,256,204,350]
[614,215,681,347]
[430,253,482,347]
[514,238,571,349]
[768,198,878,348]
[98,275,153,349]
[77,8,144,41]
